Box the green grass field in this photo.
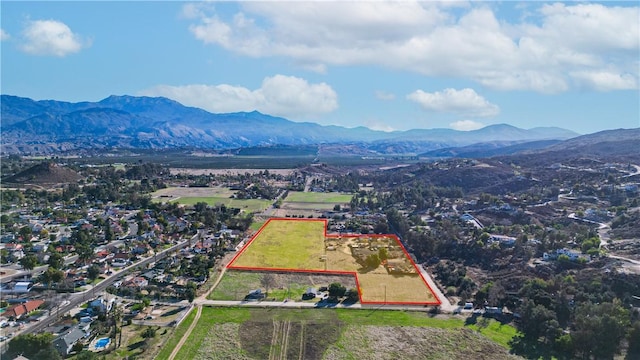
[152,187,272,212]
[155,309,199,360]
[165,307,252,360]
[207,271,262,300]
[170,197,271,212]
[249,220,266,231]
[229,220,326,270]
[159,307,518,360]
[284,191,353,203]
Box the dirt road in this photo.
[167,305,202,360]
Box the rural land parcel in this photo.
[227,218,439,305]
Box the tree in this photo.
[183,281,197,303]
[510,299,560,359]
[19,225,32,240]
[47,251,64,269]
[378,248,388,261]
[328,282,346,298]
[373,220,389,234]
[261,274,276,296]
[571,300,630,359]
[87,264,101,280]
[141,326,157,339]
[6,333,56,359]
[19,253,38,272]
[109,303,123,348]
[34,348,62,360]
[344,289,359,303]
[627,321,640,360]
[365,253,381,269]
[41,267,64,286]
[76,243,93,265]
[72,341,85,353]
[76,350,99,360]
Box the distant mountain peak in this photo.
[1,94,582,155]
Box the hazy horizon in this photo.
[1,1,638,134]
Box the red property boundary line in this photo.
[227,218,441,306]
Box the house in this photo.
[543,248,591,262]
[12,282,33,294]
[88,297,113,314]
[2,299,44,319]
[131,245,149,255]
[123,276,148,289]
[489,234,516,246]
[53,326,87,356]
[485,306,503,315]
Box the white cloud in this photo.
[183,2,639,93]
[364,118,395,132]
[375,91,395,101]
[139,75,338,119]
[0,29,10,41]
[570,70,638,91]
[450,120,485,131]
[407,88,499,118]
[20,19,88,57]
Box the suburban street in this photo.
[10,234,197,337]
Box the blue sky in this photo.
[1,1,639,134]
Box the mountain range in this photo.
[1,94,580,155]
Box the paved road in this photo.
[417,264,456,313]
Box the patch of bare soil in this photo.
[238,317,341,360]
[269,272,356,290]
[324,326,520,360]
[608,239,640,261]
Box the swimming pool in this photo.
[95,337,110,349]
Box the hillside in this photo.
[504,128,640,165]
[2,162,82,185]
[1,94,577,155]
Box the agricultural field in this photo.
[227,219,439,305]
[159,307,518,360]
[276,191,353,214]
[284,191,353,203]
[228,219,327,270]
[151,186,272,213]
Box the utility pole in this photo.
[383,284,386,305]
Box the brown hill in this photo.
[3,162,82,185]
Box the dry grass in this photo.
[230,220,326,270]
[357,272,437,303]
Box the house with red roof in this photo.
[2,299,45,319]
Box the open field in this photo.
[151,187,272,212]
[229,220,327,270]
[284,191,353,203]
[160,307,518,360]
[228,219,439,305]
[357,272,438,303]
[208,271,356,301]
[170,168,296,176]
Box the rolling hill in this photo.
[1,94,578,155]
